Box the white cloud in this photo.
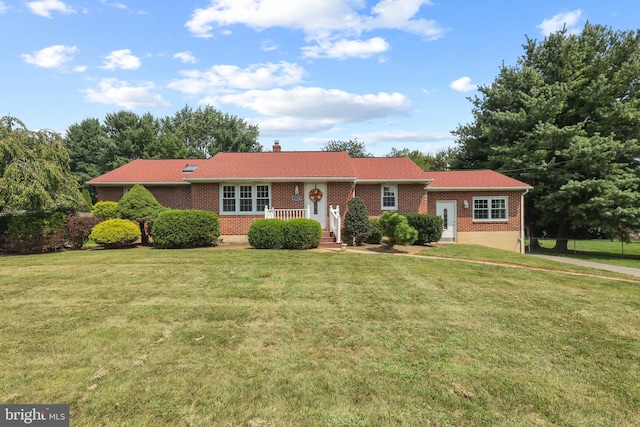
[82,78,170,109]
[173,51,196,64]
[168,61,305,93]
[261,40,279,52]
[450,76,477,93]
[100,0,127,9]
[0,2,8,14]
[537,10,582,35]
[21,45,78,68]
[185,0,445,42]
[73,65,87,73]
[302,37,390,59]
[353,130,453,143]
[101,49,141,70]
[219,87,411,124]
[364,0,444,39]
[26,0,75,18]
[253,117,339,136]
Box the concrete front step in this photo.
[320,230,339,247]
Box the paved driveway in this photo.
[529,254,640,278]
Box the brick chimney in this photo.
[273,140,281,152]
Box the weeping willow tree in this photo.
[1,116,83,213]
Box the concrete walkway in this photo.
[528,254,640,278]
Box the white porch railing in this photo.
[329,205,341,244]
[264,205,311,221]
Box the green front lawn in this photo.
[1,248,639,426]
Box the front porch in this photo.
[264,205,342,244]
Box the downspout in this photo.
[520,189,529,254]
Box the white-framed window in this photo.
[381,185,397,210]
[221,184,271,214]
[473,197,508,221]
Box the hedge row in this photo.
[248,218,322,249]
[151,209,220,248]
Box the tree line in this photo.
[64,105,262,189]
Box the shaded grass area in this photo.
[530,239,640,269]
[1,248,639,426]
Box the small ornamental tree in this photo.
[81,188,93,212]
[116,184,163,245]
[342,196,371,246]
[377,211,418,248]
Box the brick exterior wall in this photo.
[95,185,191,209]
[190,183,218,211]
[94,183,522,237]
[356,183,427,216]
[428,190,523,232]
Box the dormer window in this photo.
[183,164,198,173]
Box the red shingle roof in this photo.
[187,151,356,180]
[424,170,532,190]
[87,152,531,190]
[86,159,209,185]
[351,157,432,182]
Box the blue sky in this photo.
[1,1,639,156]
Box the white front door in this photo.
[436,201,457,242]
[304,182,327,229]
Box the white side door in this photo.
[304,183,327,229]
[436,201,457,242]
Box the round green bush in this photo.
[248,219,285,249]
[283,218,322,249]
[151,209,220,248]
[92,201,119,221]
[365,217,382,244]
[89,219,140,248]
[404,213,444,245]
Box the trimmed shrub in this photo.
[377,211,418,248]
[92,201,119,221]
[7,211,67,254]
[89,219,140,249]
[283,218,322,249]
[151,209,220,248]
[66,215,101,249]
[342,196,371,246]
[248,219,285,249]
[404,213,444,245]
[365,217,382,244]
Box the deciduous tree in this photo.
[321,138,372,157]
[386,147,457,170]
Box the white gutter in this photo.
[520,188,530,254]
[427,186,533,191]
[87,181,191,186]
[185,177,358,183]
